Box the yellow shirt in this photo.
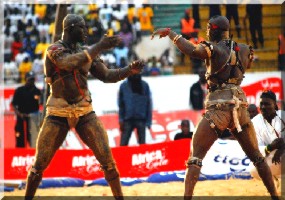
[137,7,154,31]
[19,62,32,83]
[35,43,50,59]
[35,4,47,19]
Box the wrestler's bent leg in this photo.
[25,116,69,200]
[233,122,279,199]
[76,112,123,200]
[184,117,218,200]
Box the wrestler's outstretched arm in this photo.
[46,35,122,71]
[90,59,145,83]
[151,28,209,60]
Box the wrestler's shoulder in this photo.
[47,41,65,51]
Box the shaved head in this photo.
[63,14,85,30]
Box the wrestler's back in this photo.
[205,41,251,102]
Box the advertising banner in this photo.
[4,139,256,180]
[4,139,191,180]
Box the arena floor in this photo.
[4,179,282,198]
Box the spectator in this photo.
[113,41,129,67]
[98,3,113,30]
[189,68,207,110]
[248,103,259,119]
[174,119,193,140]
[32,53,44,82]
[118,21,133,48]
[137,4,154,35]
[245,4,264,49]
[131,16,142,44]
[15,48,30,68]
[23,35,37,59]
[34,36,49,59]
[34,4,47,20]
[225,5,241,38]
[278,32,285,71]
[11,71,41,148]
[118,74,152,146]
[19,57,32,83]
[127,4,136,24]
[112,4,126,21]
[11,33,23,60]
[180,8,195,64]
[250,90,285,182]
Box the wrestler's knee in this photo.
[249,151,265,167]
[27,166,43,181]
[185,157,203,169]
[101,162,120,182]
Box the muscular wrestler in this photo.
[151,15,279,200]
[25,14,144,200]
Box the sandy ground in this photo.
[4,179,283,198]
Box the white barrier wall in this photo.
[88,71,283,115]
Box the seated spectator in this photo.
[247,103,259,119]
[23,35,36,60]
[174,119,193,140]
[137,4,153,35]
[112,4,127,21]
[11,33,23,60]
[15,48,30,68]
[99,3,113,30]
[32,53,44,82]
[34,4,47,20]
[249,90,285,182]
[19,57,32,83]
[4,61,18,83]
[119,20,133,48]
[131,16,141,44]
[113,41,129,67]
[34,36,49,59]
[148,57,161,76]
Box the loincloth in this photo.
[204,84,250,133]
[46,96,93,128]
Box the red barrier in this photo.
[4,139,191,180]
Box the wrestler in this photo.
[25,14,144,200]
[151,15,279,200]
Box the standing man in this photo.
[25,14,144,200]
[245,4,264,49]
[250,90,285,181]
[118,74,152,146]
[11,71,41,148]
[189,68,207,110]
[151,15,279,199]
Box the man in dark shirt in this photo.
[11,71,41,147]
[118,74,152,146]
[174,119,193,140]
[189,69,207,110]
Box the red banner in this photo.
[3,110,202,148]
[4,139,191,180]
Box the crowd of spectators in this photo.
[3,3,174,84]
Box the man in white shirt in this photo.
[250,90,285,182]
